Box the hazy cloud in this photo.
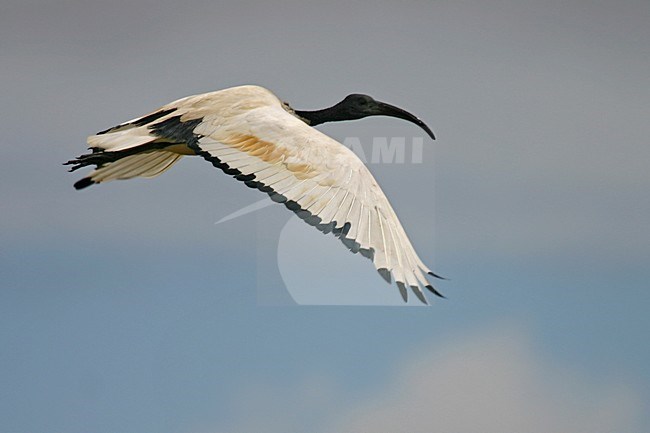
[219,326,642,433]
[331,326,642,433]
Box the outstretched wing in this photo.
[188,100,443,303]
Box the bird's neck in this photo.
[294,104,348,126]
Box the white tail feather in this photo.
[89,151,182,184]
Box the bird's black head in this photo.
[295,94,436,140]
[337,94,381,119]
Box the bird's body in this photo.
[66,85,443,303]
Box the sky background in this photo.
[1,0,649,431]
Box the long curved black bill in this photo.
[376,102,436,140]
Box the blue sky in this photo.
[1,1,649,432]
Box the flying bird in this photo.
[65,85,444,303]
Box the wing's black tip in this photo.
[428,270,448,280]
[74,177,95,190]
[396,281,408,302]
[377,268,392,284]
[412,286,429,305]
[425,284,446,299]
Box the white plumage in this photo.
[67,85,443,303]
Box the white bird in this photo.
[66,85,444,303]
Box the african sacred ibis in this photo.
[66,85,444,303]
